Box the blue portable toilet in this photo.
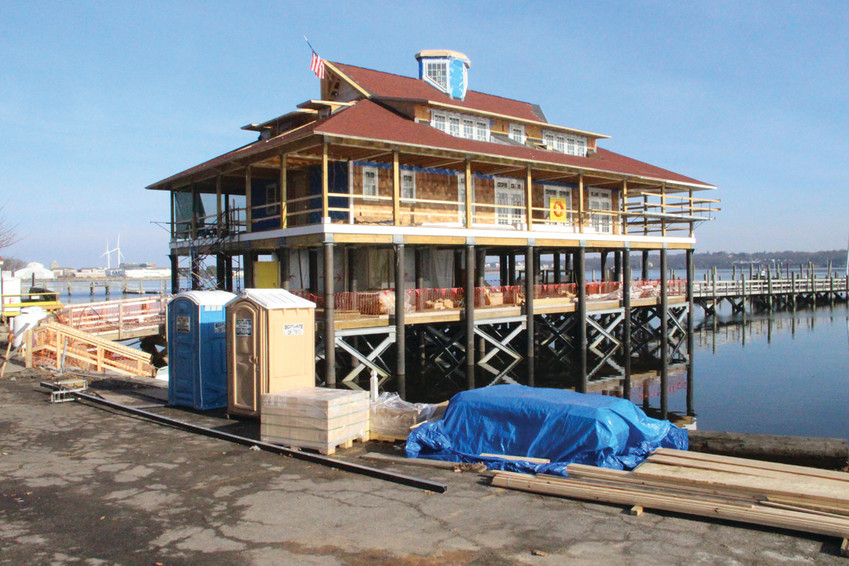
[167,290,236,410]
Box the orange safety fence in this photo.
[289,279,686,320]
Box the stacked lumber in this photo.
[491,448,849,546]
[260,388,369,455]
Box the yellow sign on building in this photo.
[549,197,568,222]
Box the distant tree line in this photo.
[682,250,848,271]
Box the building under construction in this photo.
[146,50,718,414]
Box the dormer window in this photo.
[542,129,588,157]
[509,124,526,144]
[424,61,448,92]
[431,109,489,142]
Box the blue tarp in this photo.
[405,384,687,475]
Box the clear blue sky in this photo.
[2,1,847,268]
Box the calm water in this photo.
[41,272,849,441]
[686,304,849,441]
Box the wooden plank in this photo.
[654,448,849,482]
[633,462,849,504]
[480,453,551,464]
[491,471,849,539]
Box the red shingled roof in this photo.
[317,100,713,188]
[330,62,548,123]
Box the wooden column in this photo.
[465,244,475,389]
[279,247,290,291]
[395,243,406,398]
[465,159,473,228]
[245,167,252,233]
[508,252,516,285]
[499,253,508,286]
[308,249,318,293]
[244,253,255,288]
[661,183,667,237]
[170,191,176,240]
[324,242,336,388]
[622,250,632,400]
[392,150,400,226]
[553,251,561,285]
[525,165,533,229]
[225,255,233,291]
[279,153,287,229]
[525,245,536,387]
[477,246,487,357]
[660,247,669,419]
[621,180,628,235]
[216,253,226,290]
[688,188,694,238]
[614,251,622,282]
[321,143,329,221]
[216,174,223,235]
[641,250,650,281]
[415,247,424,312]
[576,247,587,393]
[577,173,584,232]
[169,254,179,294]
[348,247,358,292]
[600,251,608,282]
[190,182,198,239]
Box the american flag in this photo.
[310,51,325,79]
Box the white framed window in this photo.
[463,118,474,139]
[401,170,415,201]
[431,112,447,133]
[424,61,448,91]
[589,188,612,233]
[543,185,572,224]
[495,177,525,226]
[509,124,526,144]
[475,119,489,141]
[542,129,588,157]
[362,166,378,199]
[457,173,476,223]
[448,115,461,137]
[430,110,490,142]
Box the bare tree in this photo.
[0,204,19,250]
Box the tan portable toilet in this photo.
[226,289,316,418]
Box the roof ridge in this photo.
[330,61,540,108]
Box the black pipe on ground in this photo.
[40,382,448,493]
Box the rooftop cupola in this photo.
[415,50,471,100]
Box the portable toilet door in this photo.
[167,291,233,410]
[227,298,264,417]
[168,297,198,407]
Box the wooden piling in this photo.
[325,242,336,389]
[525,245,535,387]
[394,242,405,398]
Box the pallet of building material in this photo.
[490,450,849,549]
[368,392,447,441]
[260,388,369,455]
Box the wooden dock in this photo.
[693,274,849,317]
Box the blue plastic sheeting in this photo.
[406,384,688,475]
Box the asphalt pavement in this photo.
[0,338,846,565]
